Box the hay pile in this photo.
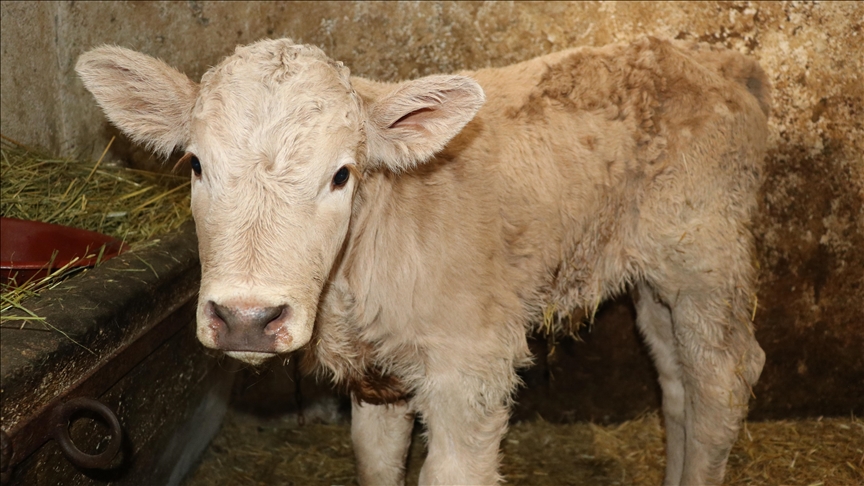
[183,409,863,485]
[0,136,190,245]
[1,136,191,316]
[591,412,863,485]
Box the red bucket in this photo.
[0,217,129,287]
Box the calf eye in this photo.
[190,156,202,176]
[332,166,350,188]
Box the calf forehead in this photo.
[193,39,363,170]
[200,39,352,99]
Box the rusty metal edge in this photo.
[4,300,197,477]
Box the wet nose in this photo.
[208,301,291,352]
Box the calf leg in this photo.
[352,399,415,486]
[638,179,767,483]
[668,289,765,485]
[633,282,686,485]
[414,367,514,485]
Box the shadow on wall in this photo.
[753,140,864,419]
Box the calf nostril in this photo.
[263,306,290,334]
[211,301,230,327]
[258,306,285,330]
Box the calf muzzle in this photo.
[206,300,291,353]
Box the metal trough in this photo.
[1,223,233,485]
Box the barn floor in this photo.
[182,405,863,485]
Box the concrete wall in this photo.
[2,1,862,417]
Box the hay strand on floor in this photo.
[182,408,863,486]
[591,412,864,486]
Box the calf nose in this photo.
[207,301,291,352]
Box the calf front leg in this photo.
[352,399,415,486]
[414,366,515,485]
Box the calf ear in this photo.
[365,75,485,171]
[76,46,197,158]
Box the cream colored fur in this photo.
[77,36,769,485]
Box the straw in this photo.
[1,136,192,343]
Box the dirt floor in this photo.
[183,406,863,486]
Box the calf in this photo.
[77,36,769,485]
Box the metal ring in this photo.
[51,397,122,469]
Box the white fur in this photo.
[352,401,415,485]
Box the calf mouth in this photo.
[224,350,277,366]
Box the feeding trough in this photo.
[0,217,129,287]
[1,222,235,485]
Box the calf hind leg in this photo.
[633,281,686,485]
[667,286,765,485]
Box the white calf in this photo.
[78,36,769,484]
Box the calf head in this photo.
[77,39,484,365]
